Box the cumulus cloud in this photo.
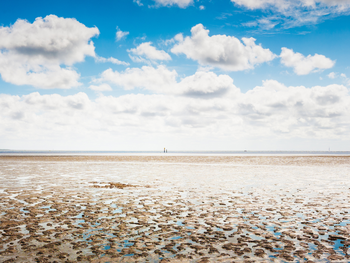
[241,79,348,115]
[1,80,349,149]
[0,15,98,65]
[153,0,193,8]
[0,53,81,89]
[171,24,276,71]
[176,71,238,98]
[280,47,335,75]
[116,27,129,41]
[237,80,350,137]
[0,15,99,89]
[128,42,171,62]
[233,0,350,29]
[97,65,239,98]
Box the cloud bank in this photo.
[1,80,349,149]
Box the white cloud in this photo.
[0,52,81,89]
[88,84,112,91]
[328,72,336,79]
[116,27,129,41]
[238,80,350,136]
[128,42,171,62]
[98,65,239,98]
[1,80,349,150]
[171,24,276,71]
[100,65,177,92]
[280,47,335,75]
[153,0,193,8]
[0,15,99,65]
[176,71,238,98]
[0,15,99,89]
[95,56,130,66]
[199,5,205,10]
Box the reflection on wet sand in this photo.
[0,155,349,262]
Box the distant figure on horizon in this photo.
[164,148,165,153]
[166,149,167,153]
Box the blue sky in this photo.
[0,0,350,150]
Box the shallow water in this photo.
[0,155,350,262]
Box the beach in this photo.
[0,155,350,262]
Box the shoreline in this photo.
[0,155,349,166]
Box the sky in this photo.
[0,0,350,151]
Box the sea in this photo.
[1,150,350,156]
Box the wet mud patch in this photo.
[89,182,139,189]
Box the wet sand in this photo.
[0,155,350,262]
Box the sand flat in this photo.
[1,154,350,165]
[0,155,350,262]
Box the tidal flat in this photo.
[0,155,350,262]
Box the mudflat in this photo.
[0,155,350,262]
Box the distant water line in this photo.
[0,150,350,156]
